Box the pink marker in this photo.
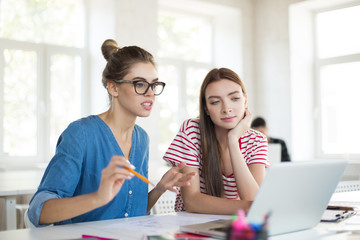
[230,209,255,240]
[82,234,118,240]
[232,209,247,230]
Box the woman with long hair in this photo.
[164,68,268,214]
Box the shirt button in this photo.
[129,190,133,195]
[124,213,128,217]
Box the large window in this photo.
[315,4,360,157]
[155,2,242,162]
[157,10,213,154]
[0,0,86,165]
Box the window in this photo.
[315,4,360,157]
[0,0,86,165]
[157,10,213,154]
[289,2,360,161]
[154,2,242,164]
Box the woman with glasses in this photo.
[28,39,195,227]
[163,68,269,214]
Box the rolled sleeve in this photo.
[27,191,60,227]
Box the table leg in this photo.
[5,196,17,230]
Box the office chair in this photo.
[151,191,175,215]
[24,209,36,228]
[15,204,29,229]
[267,143,282,165]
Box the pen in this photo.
[82,234,118,240]
[327,205,355,211]
[124,166,156,187]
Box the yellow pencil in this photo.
[124,166,155,187]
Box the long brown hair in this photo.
[101,39,155,102]
[199,68,247,197]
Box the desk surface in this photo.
[0,183,359,239]
[0,211,359,240]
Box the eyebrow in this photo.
[132,77,159,83]
[207,91,240,99]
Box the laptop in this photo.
[180,160,348,238]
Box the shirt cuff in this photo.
[28,191,60,227]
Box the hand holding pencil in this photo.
[123,166,156,187]
[96,156,137,206]
[124,162,195,195]
[96,156,195,207]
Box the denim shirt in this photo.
[28,115,149,227]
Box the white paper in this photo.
[103,214,230,234]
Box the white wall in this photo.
[252,0,301,155]
[88,0,158,115]
[88,0,117,115]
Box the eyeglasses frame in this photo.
[113,79,166,96]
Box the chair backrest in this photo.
[24,209,36,228]
[151,191,176,215]
[267,143,281,165]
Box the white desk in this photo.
[0,169,44,230]
[0,211,359,240]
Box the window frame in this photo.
[0,39,87,166]
[155,2,243,163]
[313,2,360,160]
[156,7,215,155]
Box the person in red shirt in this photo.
[164,68,269,214]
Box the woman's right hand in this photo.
[95,156,134,206]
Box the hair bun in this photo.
[101,39,120,61]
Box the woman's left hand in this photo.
[155,162,196,194]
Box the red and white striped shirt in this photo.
[163,118,269,211]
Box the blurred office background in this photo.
[0,0,360,181]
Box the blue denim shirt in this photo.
[28,115,149,227]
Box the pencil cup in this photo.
[226,224,268,240]
[226,210,269,240]
[226,226,255,240]
[251,224,268,240]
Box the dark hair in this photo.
[251,117,267,128]
[199,68,247,197]
[101,39,156,101]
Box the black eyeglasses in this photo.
[114,79,166,96]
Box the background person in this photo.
[251,116,291,162]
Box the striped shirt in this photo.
[163,118,269,211]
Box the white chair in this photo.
[15,204,29,229]
[151,191,176,215]
[24,208,36,228]
[267,143,282,165]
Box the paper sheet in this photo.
[103,214,229,234]
[345,214,360,225]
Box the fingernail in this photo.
[130,164,135,169]
[127,175,133,179]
